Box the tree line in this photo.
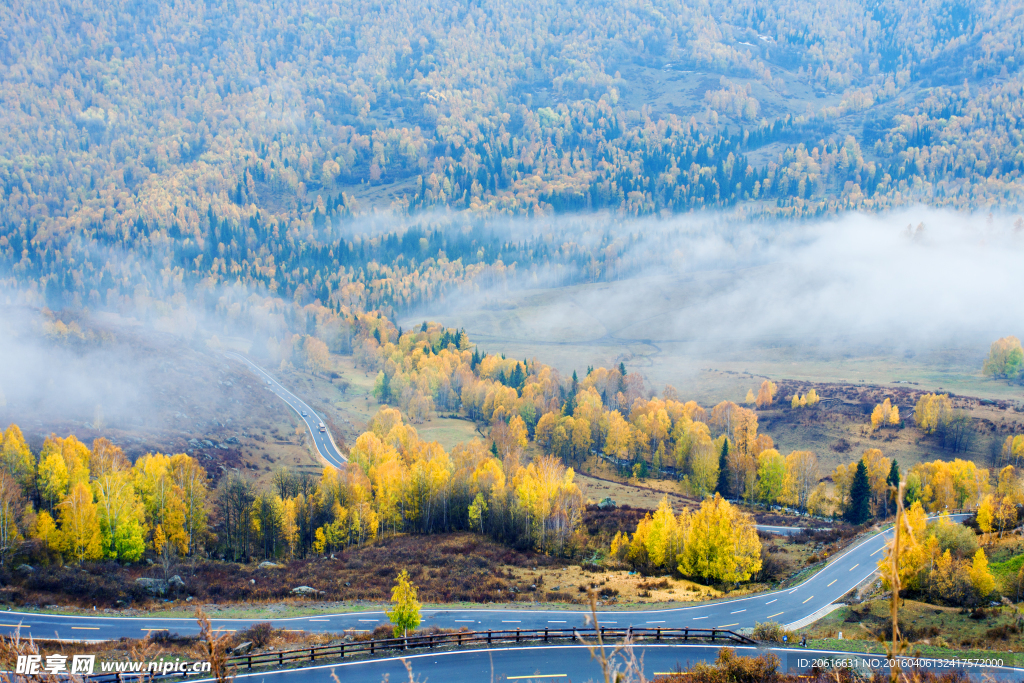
[0,426,208,566]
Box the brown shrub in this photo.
[238,622,276,648]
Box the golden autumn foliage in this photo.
[914,393,953,434]
[613,495,761,583]
[0,424,210,564]
[325,407,585,554]
[755,380,777,409]
[870,398,900,431]
[879,504,995,605]
[983,336,1024,379]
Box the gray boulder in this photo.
[291,586,322,596]
[168,575,186,589]
[597,497,616,510]
[15,564,34,574]
[231,641,253,655]
[259,561,281,569]
[135,578,169,595]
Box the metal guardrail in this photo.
[83,627,756,681]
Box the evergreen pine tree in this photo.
[716,439,731,498]
[564,370,579,414]
[884,459,901,516]
[619,362,627,376]
[886,460,900,489]
[490,441,499,457]
[510,363,525,392]
[846,459,872,524]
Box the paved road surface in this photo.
[0,516,969,642]
[226,353,347,468]
[174,643,1024,682]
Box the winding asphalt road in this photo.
[225,353,348,468]
[0,516,969,642]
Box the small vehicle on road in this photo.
[318,422,326,433]
[301,411,308,417]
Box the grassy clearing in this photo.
[414,418,482,451]
[273,354,485,454]
[803,598,1024,656]
[404,276,1022,404]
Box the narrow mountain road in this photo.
[226,352,347,468]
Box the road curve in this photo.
[0,515,970,642]
[225,353,347,468]
[186,643,1024,682]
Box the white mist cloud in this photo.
[409,207,1024,356]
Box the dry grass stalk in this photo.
[192,607,234,683]
[577,589,648,683]
[0,627,83,683]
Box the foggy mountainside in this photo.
[4,0,1024,327]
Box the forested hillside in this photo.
[6,0,1024,226]
[4,0,1024,325]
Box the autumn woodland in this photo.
[2,0,1024,669]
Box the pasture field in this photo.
[407,275,1022,406]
